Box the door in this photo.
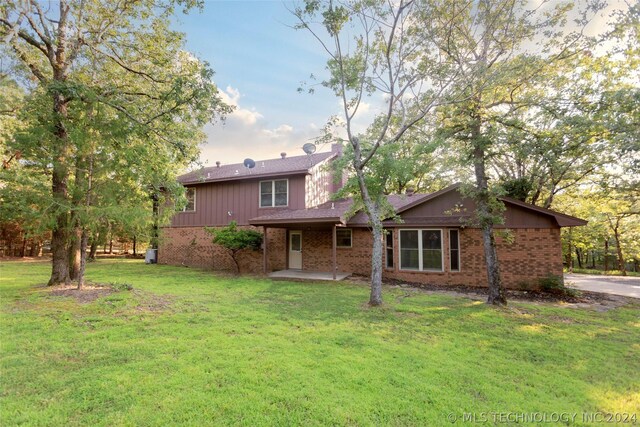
[289,231,302,269]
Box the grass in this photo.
[1,259,639,426]
[566,267,640,277]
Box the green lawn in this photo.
[1,260,639,426]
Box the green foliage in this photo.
[1,259,638,424]
[537,274,575,296]
[206,221,263,252]
[502,178,533,202]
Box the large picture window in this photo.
[183,188,196,212]
[260,179,288,207]
[399,229,443,271]
[449,229,460,272]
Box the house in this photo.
[158,144,586,289]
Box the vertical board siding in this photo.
[170,174,307,227]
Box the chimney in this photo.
[216,161,220,168]
[405,187,415,197]
[280,152,287,159]
[331,142,343,156]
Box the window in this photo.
[260,179,288,207]
[385,230,394,269]
[399,229,443,271]
[336,228,352,248]
[183,188,196,212]
[449,229,460,271]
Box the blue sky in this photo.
[173,1,343,166]
[172,0,628,168]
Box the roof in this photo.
[178,151,335,185]
[249,193,434,226]
[249,183,588,228]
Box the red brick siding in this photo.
[159,226,562,289]
[158,226,286,273]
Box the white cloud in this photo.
[196,87,326,166]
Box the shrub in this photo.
[538,275,578,297]
[206,221,263,273]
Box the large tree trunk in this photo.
[68,228,81,280]
[355,167,384,306]
[473,130,506,305]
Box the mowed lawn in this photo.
[1,260,638,426]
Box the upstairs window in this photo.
[336,228,352,248]
[399,229,443,271]
[260,179,288,207]
[183,188,196,212]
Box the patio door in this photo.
[289,231,302,269]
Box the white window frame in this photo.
[183,187,196,212]
[259,179,289,208]
[449,229,461,272]
[398,229,444,272]
[336,228,352,248]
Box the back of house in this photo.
[158,145,586,289]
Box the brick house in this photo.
[158,144,586,289]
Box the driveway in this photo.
[565,273,640,298]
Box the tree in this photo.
[206,221,263,274]
[428,0,606,305]
[1,0,230,287]
[294,0,455,306]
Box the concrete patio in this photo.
[269,269,351,281]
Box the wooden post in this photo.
[332,224,337,280]
[263,226,268,274]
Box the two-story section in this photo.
[158,144,342,271]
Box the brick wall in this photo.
[159,225,563,289]
[299,227,562,289]
[158,226,286,273]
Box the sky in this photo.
[172,0,630,169]
[172,1,342,167]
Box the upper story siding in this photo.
[170,174,307,227]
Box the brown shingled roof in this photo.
[178,151,335,185]
[249,183,587,228]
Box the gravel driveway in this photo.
[564,273,640,298]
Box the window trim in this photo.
[449,229,461,272]
[336,228,352,248]
[259,179,289,208]
[398,228,444,272]
[182,187,196,212]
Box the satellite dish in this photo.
[243,158,256,169]
[302,143,317,155]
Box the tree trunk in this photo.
[472,133,506,305]
[68,228,81,280]
[77,229,89,289]
[89,239,98,260]
[133,235,137,256]
[354,166,384,306]
[576,248,582,268]
[368,218,384,306]
[21,237,27,258]
[613,224,626,276]
[604,239,609,272]
[109,238,113,254]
